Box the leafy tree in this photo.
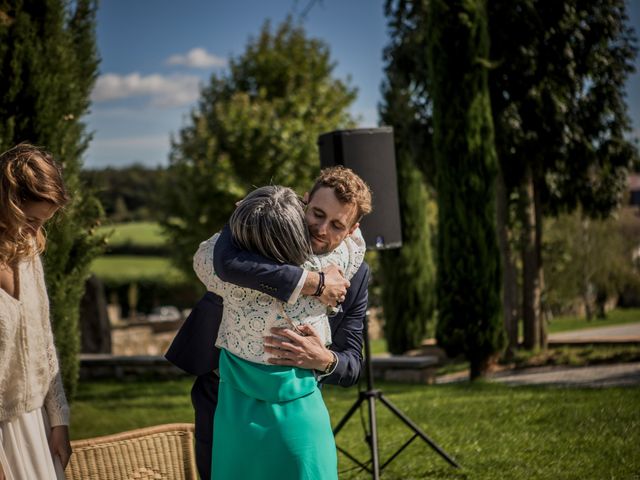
[0,0,104,398]
[378,10,437,354]
[428,0,504,378]
[384,0,638,355]
[488,0,639,349]
[543,210,640,319]
[161,18,356,276]
[82,165,166,221]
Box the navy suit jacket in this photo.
[166,224,369,385]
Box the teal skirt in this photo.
[212,349,338,480]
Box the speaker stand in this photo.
[332,312,461,478]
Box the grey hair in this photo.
[229,185,313,265]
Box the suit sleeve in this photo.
[213,224,304,303]
[322,265,369,387]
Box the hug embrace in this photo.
[166,166,373,479]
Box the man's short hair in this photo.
[230,185,312,265]
[308,166,372,225]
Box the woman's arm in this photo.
[193,233,228,297]
[213,224,304,303]
[213,225,348,306]
[43,369,72,468]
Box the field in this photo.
[90,255,186,283]
[71,379,640,479]
[98,221,167,247]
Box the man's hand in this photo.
[301,265,349,306]
[265,325,334,371]
[49,425,72,469]
[319,264,349,307]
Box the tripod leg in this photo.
[333,394,366,436]
[366,394,381,480]
[378,393,461,468]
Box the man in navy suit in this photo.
[166,166,372,479]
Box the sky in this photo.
[86,0,640,169]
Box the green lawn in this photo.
[71,379,640,479]
[98,221,167,247]
[371,308,640,357]
[547,307,640,333]
[90,255,186,283]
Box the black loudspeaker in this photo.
[318,127,402,250]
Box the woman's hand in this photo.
[0,462,5,480]
[49,425,72,469]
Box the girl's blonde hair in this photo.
[0,144,69,265]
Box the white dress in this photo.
[193,229,366,365]
[0,408,65,480]
[0,255,68,480]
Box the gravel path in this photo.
[489,362,640,387]
[549,322,640,341]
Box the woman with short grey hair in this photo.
[229,185,312,266]
[193,185,365,480]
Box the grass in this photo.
[546,308,640,333]
[98,221,167,247]
[70,379,640,479]
[89,255,186,283]
[370,309,640,358]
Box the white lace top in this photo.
[193,229,366,365]
[0,254,69,426]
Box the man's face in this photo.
[304,187,359,255]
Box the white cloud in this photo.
[166,47,227,69]
[92,73,201,108]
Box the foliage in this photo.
[377,156,436,354]
[488,0,639,215]
[161,17,357,275]
[82,165,166,222]
[382,0,434,184]
[377,152,436,354]
[488,0,639,348]
[383,0,639,351]
[72,379,640,479]
[428,0,504,378]
[0,0,104,398]
[543,210,640,317]
[378,12,438,354]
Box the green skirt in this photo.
[212,349,338,480]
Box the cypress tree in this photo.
[378,149,436,354]
[0,0,104,398]
[427,0,504,378]
[379,52,436,354]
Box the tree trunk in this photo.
[497,168,518,355]
[521,165,541,349]
[534,179,547,349]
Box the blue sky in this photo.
[86,0,640,169]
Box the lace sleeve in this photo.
[343,228,366,280]
[44,370,70,427]
[35,255,69,427]
[193,233,229,297]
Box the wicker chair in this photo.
[65,423,197,480]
